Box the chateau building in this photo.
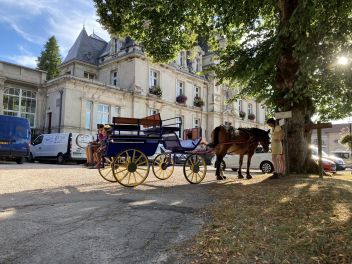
[0,28,266,140]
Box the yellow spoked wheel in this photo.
[98,157,117,182]
[152,153,174,180]
[183,154,207,184]
[112,149,150,187]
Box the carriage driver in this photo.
[85,124,105,167]
[266,118,285,179]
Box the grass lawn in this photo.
[181,171,352,264]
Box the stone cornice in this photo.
[2,77,45,88]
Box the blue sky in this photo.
[0,0,110,68]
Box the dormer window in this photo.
[196,57,202,72]
[114,38,121,53]
[84,72,96,80]
[179,52,185,67]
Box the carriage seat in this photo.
[162,133,201,152]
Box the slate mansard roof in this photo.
[63,28,108,65]
[63,28,140,66]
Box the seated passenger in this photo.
[93,125,112,169]
[85,124,104,167]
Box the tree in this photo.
[94,0,352,173]
[37,36,61,80]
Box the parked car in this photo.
[148,143,213,165]
[29,133,94,164]
[0,115,31,164]
[212,147,338,174]
[212,148,274,174]
[331,150,352,168]
[310,145,346,170]
[311,154,337,173]
[174,152,213,165]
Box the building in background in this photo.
[0,29,266,140]
[311,123,351,153]
[0,61,47,137]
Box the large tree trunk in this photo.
[276,0,316,173]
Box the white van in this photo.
[29,133,95,164]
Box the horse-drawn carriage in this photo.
[98,114,208,187]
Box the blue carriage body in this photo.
[102,114,163,158]
[106,139,160,157]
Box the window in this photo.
[33,135,43,145]
[111,106,121,122]
[84,72,96,80]
[176,115,184,137]
[179,52,185,66]
[149,69,159,88]
[224,121,232,126]
[195,57,202,72]
[238,100,243,112]
[194,86,201,97]
[3,87,36,127]
[114,39,121,53]
[97,104,109,124]
[176,80,184,96]
[148,108,158,116]
[111,71,118,86]
[85,101,92,129]
[248,103,253,115]
[193,118,200,128]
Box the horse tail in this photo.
[210,126,221,147]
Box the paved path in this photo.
[0,162,223,264]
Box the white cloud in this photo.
[0,0,110,58]
[7,55,38,68]
[0,17,45,45]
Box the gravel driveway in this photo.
[0,162,219,264]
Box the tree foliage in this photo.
[94,0,352,120]
[37,36,61,80]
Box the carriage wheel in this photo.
[152,153,174,180]
[98,157,117,182]
[183,154,207,184]
[112,149,150,187]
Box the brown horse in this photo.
[210,126,271,180]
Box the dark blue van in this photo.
[0,115,31,164]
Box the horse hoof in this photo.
[216,176,226,180]
[246,175,252,180]
[238,175,244,179]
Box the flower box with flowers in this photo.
[193,96,205,108]
[149,86,162,97]
[248,113,256,121]
[176,94,187,104]
[239,111,246,120]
